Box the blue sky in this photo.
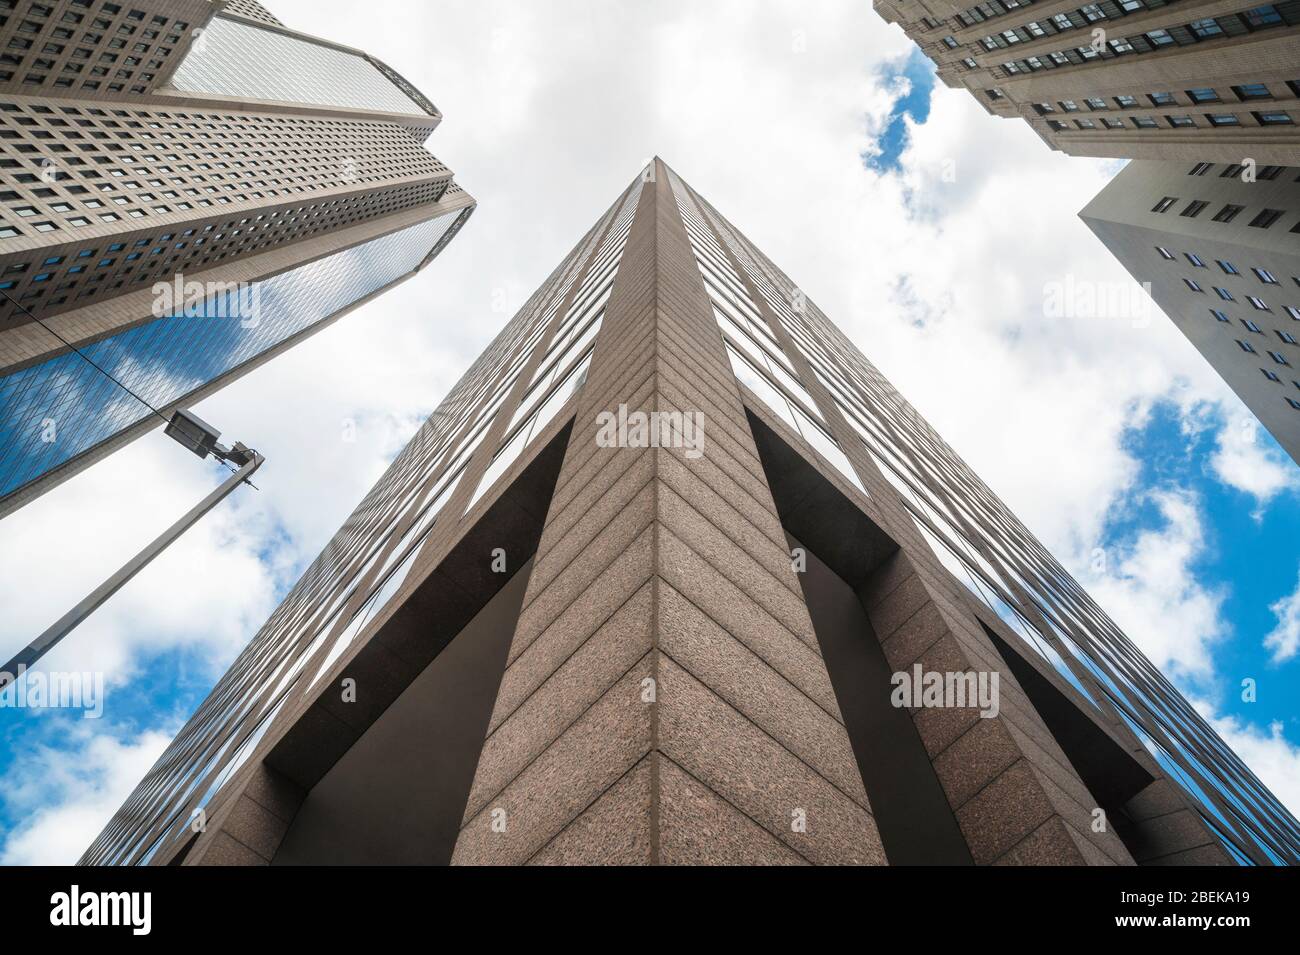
[1109,400,1300,730]
[0,0,1297,863]
[867,47,936,173]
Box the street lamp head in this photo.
[165,409,222,460]
[165,409,256,467]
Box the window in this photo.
[1262,368,1281,382]
[1156,246,1175,259]
[1247,296,1270,311]
[1212,204,1244,223]
[1167,115,1195,127]
[1284,306,1300,320]
[1185,253,1206,268]
[1254,268,1279,285]
[1243,5,1283,27]
[1238,339,1257,353]
[1211,309,1230,323]
[1232,83,1272,101]
[1152,196,1177,213]
[1287,398,1300,410]
[1115,95,1137,108]
[1060,100,1080,112]
[1278,330,1298,345]
[1206,113,1240,126]
[1085,97,1107,111]
[1132,116,1158,129]
[1146,30,1174,47]
[1242,319,1263,332]
[1180,200,1208,217]
[1268,350,1290,366]
[943,36,960,48]
[1190,18,1224,38]
[1220,164,1245,178]
[1187,88,1220,103]
[1188,163,1213,176]
[1215,287,1234,301]
[1217,260,1239,275]
[1075,119,1097,129]
[1249,209,1283,229]
[1253,111,1295,125]
[1184,278,1204,292]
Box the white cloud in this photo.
[1083,490,1228,679]
[1265,568,1300,665]
[0,722,176,866]
[0,434,283,682]
[1210,414,1300,510]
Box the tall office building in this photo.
[1082,160,1300,465]
[0,0,473,517]
[875,0,1300,162]
[85,160,1298,867]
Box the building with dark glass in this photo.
[1082,160,1300,466]
[0,0,473,517]
[85,160,1298,866]
[875,0,1300,163]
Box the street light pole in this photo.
[1,411,263,678]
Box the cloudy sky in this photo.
[2,0,1298,864]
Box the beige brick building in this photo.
[83,161,1300,867]
[1082,159,1300,465]
[875,0,1300,162]
[0,0,473,515]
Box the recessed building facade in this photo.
[0,0,473,517]
[85,160,1299,867]
[874,0,1300,162]
[1082,159,1300,465]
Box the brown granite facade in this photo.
[82,161,1300,867]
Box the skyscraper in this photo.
[1081,160,1300,466]
[85,160,1299,867]
[875,0,1300,162]
[0,0,473,517]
